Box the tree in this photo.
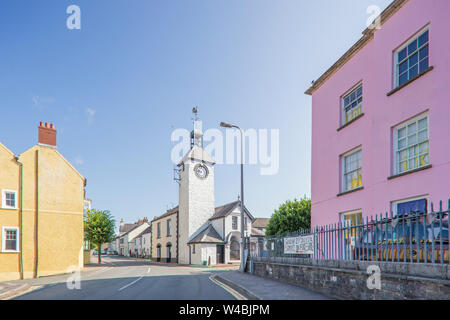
[266,196,311,237]
[84,209,115,264]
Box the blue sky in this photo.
[0,0,391,226]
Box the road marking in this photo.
[209,275,247,300]
[118,276,144,292]
[83,266,113,280]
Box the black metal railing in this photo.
[263,200,449,265]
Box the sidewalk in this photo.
[214,270,334,300]
[0,282,36,300]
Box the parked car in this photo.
[353,215,449,262]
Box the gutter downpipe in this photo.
[14,156,24,280]
[34,149,39,278]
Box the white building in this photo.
[117,219,150,256]
[151,113,255,265]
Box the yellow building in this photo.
[0,122,86,281]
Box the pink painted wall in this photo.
[310,0,450,228]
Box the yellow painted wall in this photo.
[0,143,85,281]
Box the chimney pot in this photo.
[38,121,57,147]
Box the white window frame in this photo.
[391,195,429,217]
[2,227,19,252]
[341,147,362,193]
[2,189,18,209]
[167,219,171,236]
[341,83,363,126]
[394,26,429,88]
[393,113,429,175]
[232,216,238,230]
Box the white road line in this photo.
[84,267,113,279]
[118,276,144,292]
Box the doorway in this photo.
[230,236,240,260]
[216,244,225,264]
[340,211,362,260]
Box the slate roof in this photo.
[152,206,179,222]
[188,225,225,244]
[252,218,269,229]
[119,223,138,234]
[209,201,254,221]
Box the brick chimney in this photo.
[38,122,57,147]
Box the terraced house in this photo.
[0,122,86,281]
[306,0,450,232]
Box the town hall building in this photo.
[150,113,255,265]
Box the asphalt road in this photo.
[12,256,238,300]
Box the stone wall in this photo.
[250,257,450,300]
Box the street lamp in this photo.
[220,122,246,272]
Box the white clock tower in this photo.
[177,110,216,264]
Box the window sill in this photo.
[1,250,20,253]
[388,164,432,180]
[387,66,434,97]
[337,186,364,197]
[337,113,365,132]
[0,207,18,210]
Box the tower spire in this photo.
[191,107,203,148]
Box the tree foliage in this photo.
[84,209,115,263]
[266,197,311,237]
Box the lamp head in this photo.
[220,122,233,128]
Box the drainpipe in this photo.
[34,149,39,278]
[14,156,24,280]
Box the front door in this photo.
[166,246,171,263]
[341,211,362,260]
[216,245,225,264]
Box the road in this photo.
[10,256,240,300]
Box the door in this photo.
[341,211,362,260]
[216,245,225,264]
[166,245,172,263]
[157,245,161,262]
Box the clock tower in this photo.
[177,110,216,264]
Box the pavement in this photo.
[0,255,331,300]
[214,270,334,300]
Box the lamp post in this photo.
[220,122,245,272]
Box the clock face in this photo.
[194,164,208,179]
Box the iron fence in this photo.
[264,200,450,265]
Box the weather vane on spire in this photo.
[192,106,199,121]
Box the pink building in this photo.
[306,0,450,230]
